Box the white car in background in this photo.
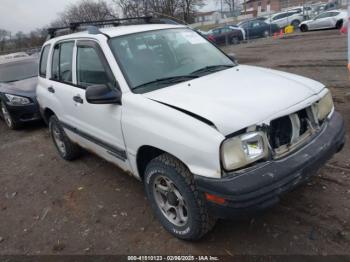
[300,10,347,32]
[265,10,305,28]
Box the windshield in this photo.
[0,59,38,83]
[109,28,235,93]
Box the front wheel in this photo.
[144,154,216,240]
[231,36,240,45]
[300,24,308,32]
[0,101,20,130]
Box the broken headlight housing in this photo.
[5,94,31,106]
[315,91,334,121]
[221,131,269,171]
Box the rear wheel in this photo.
[0,101,20,130]
[336,20,343,29]
[231,36,240,45]
[49,115,81,160]
[291,20,300,29]
[300,24,308,32]
[263,30,269,37]
[144,153,216,240]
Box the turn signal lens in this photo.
[205,193,226,205]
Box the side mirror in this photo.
[227,53,238,64]
[86,84,122,104]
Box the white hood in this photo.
[144,65,325,135]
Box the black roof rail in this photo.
[46,16,182,40]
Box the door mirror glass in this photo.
[86,84,122,104]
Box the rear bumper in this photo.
[6,102,41,123]
[194,111,346,219]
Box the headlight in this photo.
[5,94,31,105]
[315,91,334,121]
[221,131,269,171]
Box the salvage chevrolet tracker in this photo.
[36,18,345,240]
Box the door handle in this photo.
[73,95,84,104]
[48,86,55,93]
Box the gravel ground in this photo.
[0,29,349,256]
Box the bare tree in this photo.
[223,0,235,13]
[0,29,10,51]
[52,0,118,27]
[113,0,203,23]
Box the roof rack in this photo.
[47,16,181,39]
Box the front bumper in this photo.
[6,102,41,123]
[194,111,346,219]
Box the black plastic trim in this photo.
[60,121,127,161]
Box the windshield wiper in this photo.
[133,75,199,91]
[190,65,234,76]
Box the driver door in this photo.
[68,40,128,170]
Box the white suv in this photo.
[266,10,305,28]
[37,19,345,240]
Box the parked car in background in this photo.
[0,52,29,63]
[265,10,305,28]
[285,6,313,16]
[207,26,244,45]
[299,10,347,32]
[238,19,280,39]
[0,57,41,129]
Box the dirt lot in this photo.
[0,29,350,256]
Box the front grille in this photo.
[268,107,318,158]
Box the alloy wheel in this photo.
[153,175,188,227]
[1,102,13,128]
[52,123,67,156]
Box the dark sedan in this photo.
[0,57,41,129]
[238,20,280,39]
[206,26,244,45]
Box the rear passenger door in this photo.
[50,41,77,126]
[69,40,128,169]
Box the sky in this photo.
[0,0,218,34]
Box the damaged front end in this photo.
[220,91,335,174]
[195,91,345,219]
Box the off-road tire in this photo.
[49,115,81,161]
[144,153,216,240]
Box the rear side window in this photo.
[39,45,50,77]
[51,41,74,83]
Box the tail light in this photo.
[207,35,215,42]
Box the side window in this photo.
[51,41,74,83]
[315,12,330,19]
[329,12,339,17]
[59,42,74,83]
[252,21,260,28]
[76,45,114,88]
[51,46,60,80]
[39,45,50,77]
